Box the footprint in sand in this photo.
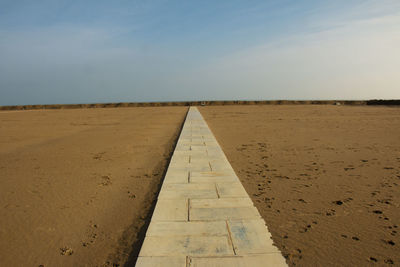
[60,247,73,255]
[93,152,106,160]
[372,210,383,214]
[99,175,112,186]
[383,240,395,246]
[384,259,394,264]
[369,257,378,262]
[326,209,336,216]
[127,191,136,199]
[82,223,98,247]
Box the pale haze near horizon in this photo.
[0,0,399,106]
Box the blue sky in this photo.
[0,0,399,105]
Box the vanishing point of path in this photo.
[136,107,287,266]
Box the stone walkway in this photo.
[136,107,287,267]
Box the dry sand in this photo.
[1,104,399,266]
[0,107,187,266]
[199,105,400,266]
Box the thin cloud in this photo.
[170,12,400,100]
[0,1,399,105]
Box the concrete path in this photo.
[136,107,287,267]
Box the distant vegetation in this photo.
[0,100,399,111]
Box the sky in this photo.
[0,0,399,105]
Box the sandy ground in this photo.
[200,105,400,266]
[0,107,187,266]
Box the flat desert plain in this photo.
[0,107,187,266]
[200,105,400,266]
[1,104,399,267]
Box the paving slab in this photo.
[146,221,228,237]
[206,150,227,158]
[169,155,190,164]
[188,254,288,267]
[227,219,280,255]
[173,150,208,157]
[161,183,215,191]
[190,198,254,209]
[139,236,234,257]
[159,183,218,199]
[136,107,287,267]
[189,158,226,165]
[190,138,206,143]
[190,145,208,151]
[171,162,211,168]
[216,182,250,198]
[175,144,191,151]
[190,171,235,177]
[167,165,211,172]
[162,170,188,184]
[151,199,188,222]
[210,162,236,172]
[177,139,205,145]
[190,176,238,184]
[136,256,186,267]
[190,206,261,221]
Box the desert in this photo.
[200,105,400,266]
[2,1,399,266]
[0,107,187,266]
[0,104,399,266]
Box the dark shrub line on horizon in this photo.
[0,99,399,110]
